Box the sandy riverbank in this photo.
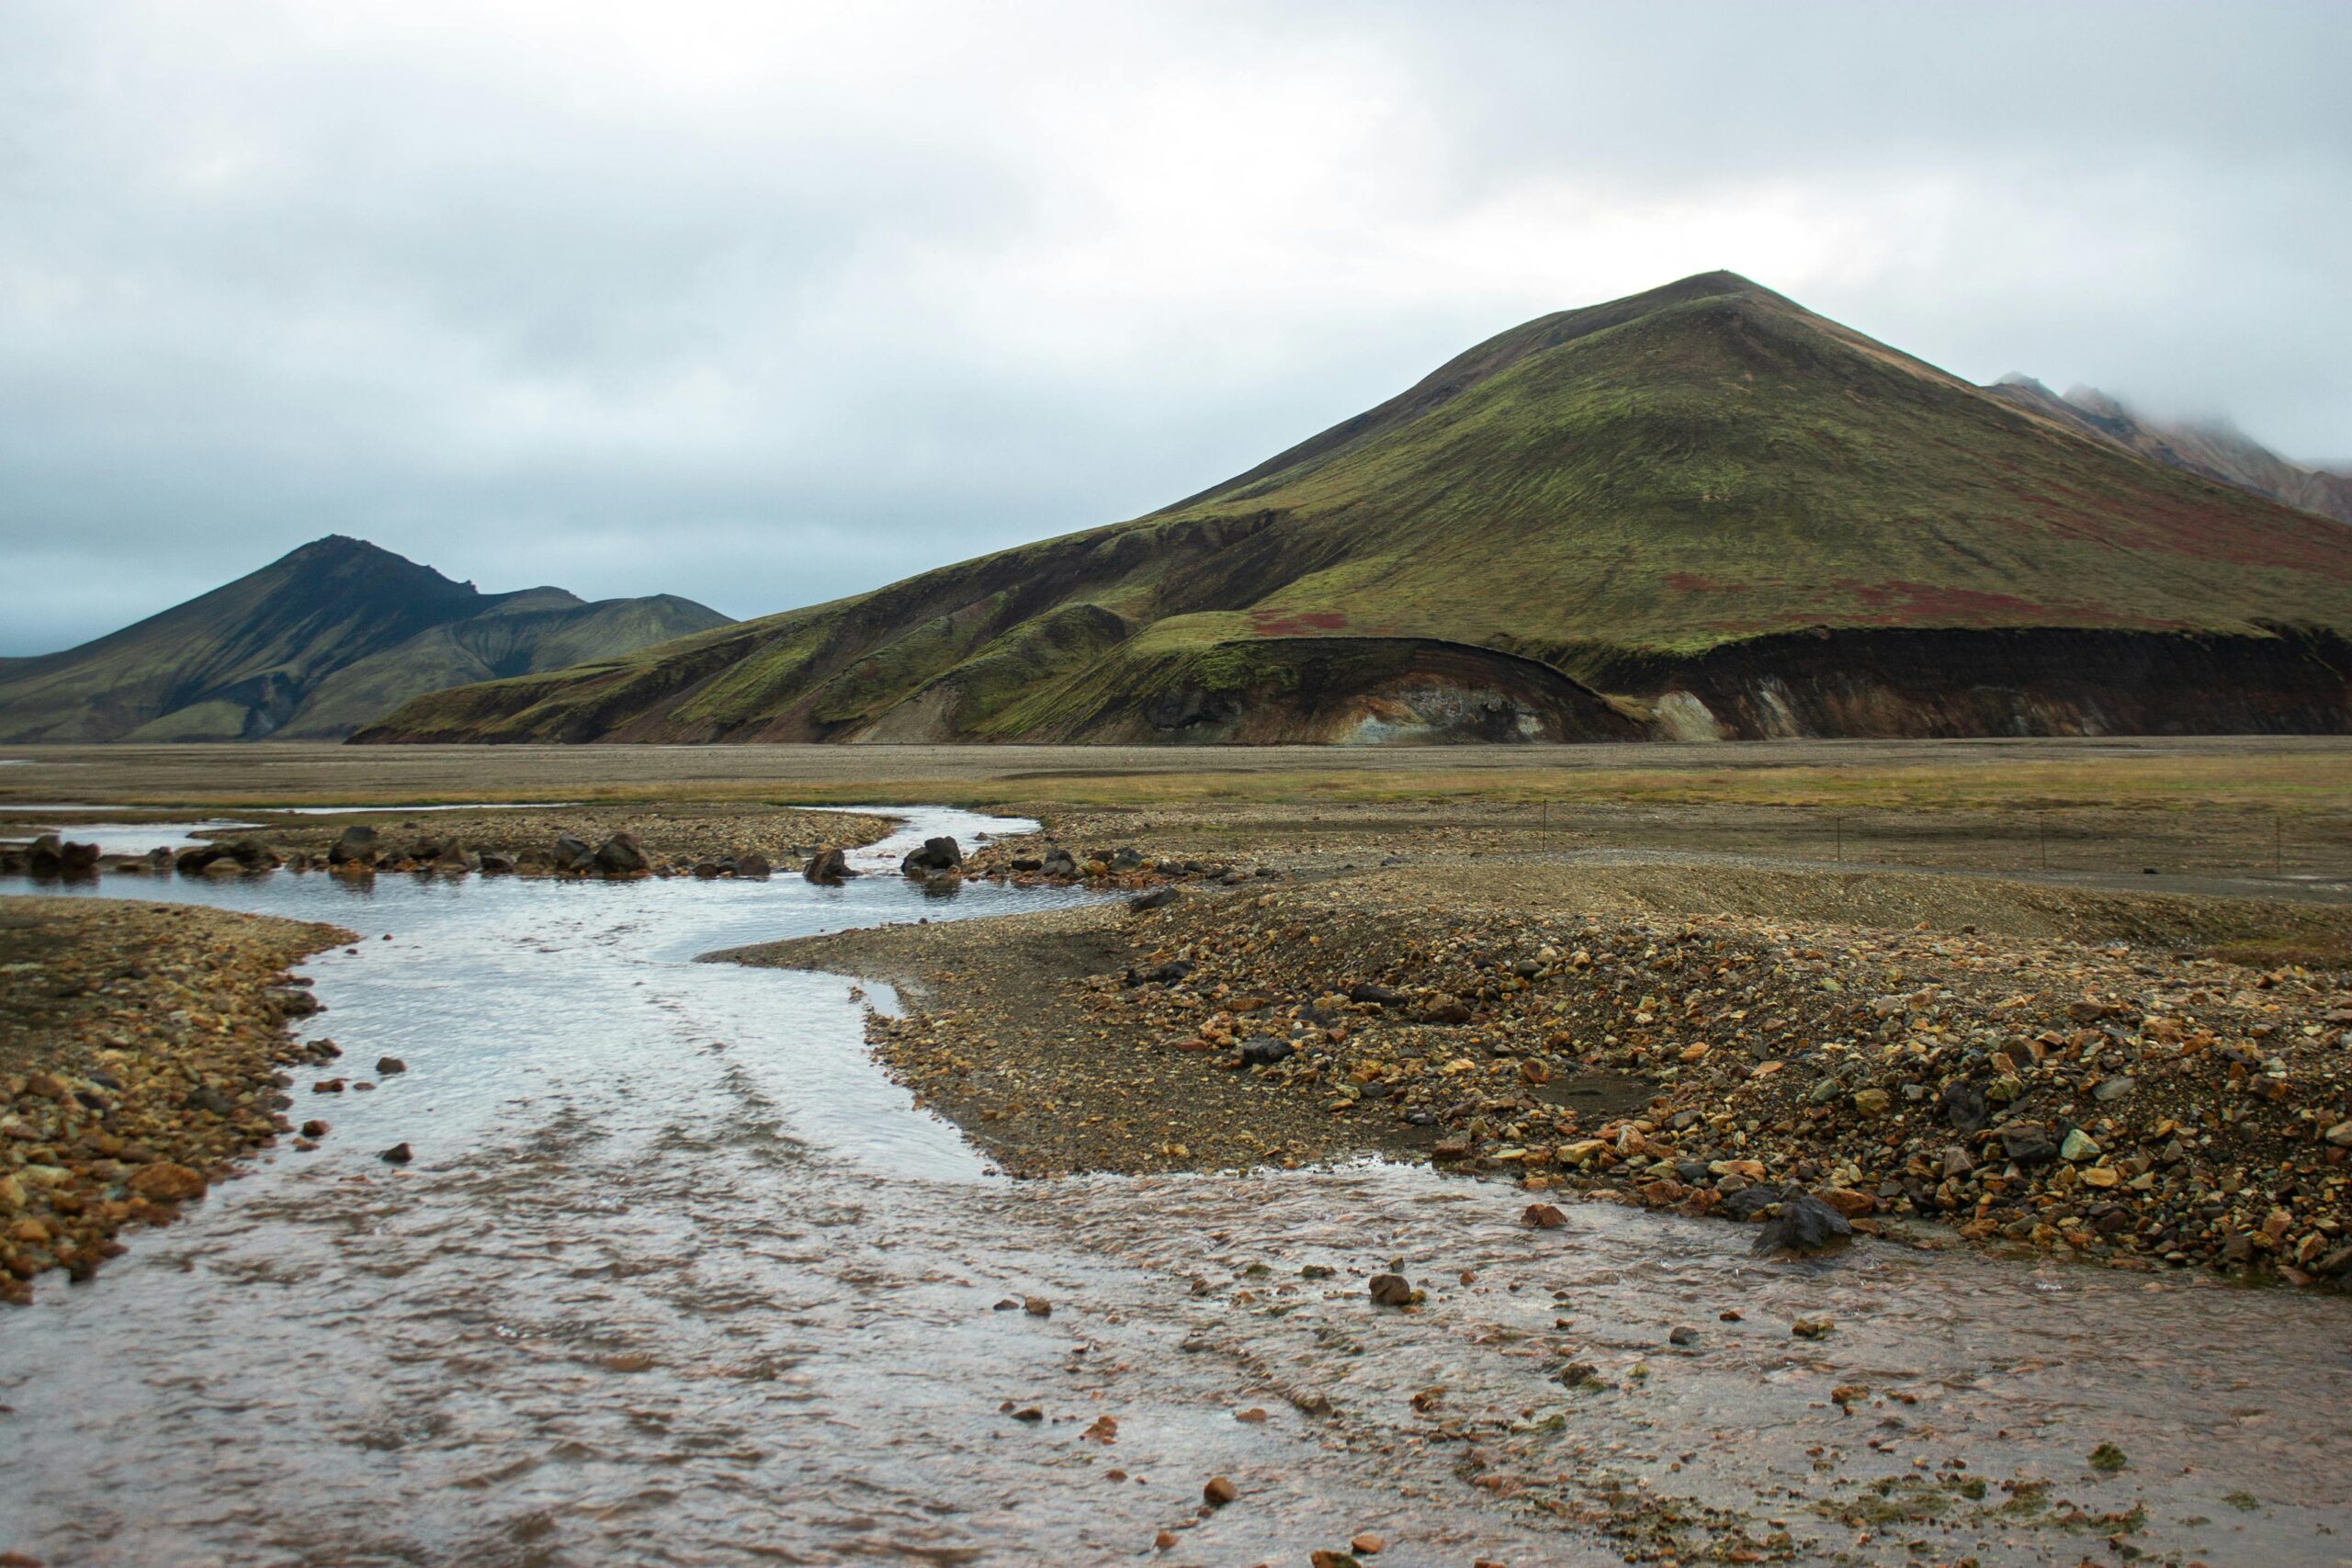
[0,899,353,1302]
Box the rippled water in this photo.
[3,808,2348,1567]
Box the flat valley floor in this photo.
[3,736,2350,1566]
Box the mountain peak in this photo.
[356,271,2352,748]
[0,539,732,742]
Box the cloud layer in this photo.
[4,0,2346,652]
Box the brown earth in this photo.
[736,847,2352,1286]
[0,898,353,1302]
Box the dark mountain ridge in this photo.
[0,536,731,741]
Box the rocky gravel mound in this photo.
[816,860,2352,1285]
[0,899,353,1303]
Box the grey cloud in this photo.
[2,0,2346,655]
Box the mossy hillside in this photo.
[358,273,2352,744]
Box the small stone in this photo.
[1792,1316,1834,1339]
[1521,1202,1567,1229]
[1668,1325,1698,1346]
[300,1120,329,1138]
[1023,1295,1051,1317]
[379,1143,413,1165]
[1350,1534,1385,1556]
[1311,1553,1363,1568]
[126,1163,205,1202]
[1849,1088,1891,1117]
[1368,1273,1414,1306]
[375,1056,407,1076]
[1203,1475,1238,1506]
[2061,1129,2100,1162]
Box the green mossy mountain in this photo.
[357,273,2352,745]
[0,536,730,741]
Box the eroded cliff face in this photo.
[356,626,2351,745]
[1073,637,1647,745]
[1596,626,2352,741]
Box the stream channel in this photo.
[2,807,2347,1567]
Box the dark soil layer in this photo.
[1592,625,2352,739]
[0,898,353,1302]
[736,858,2352,1285]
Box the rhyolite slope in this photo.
[0,536,731,741]
[1989,378,2352,528]
[356,273,2352,744]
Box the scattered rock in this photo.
[375,1055,407,1077]
[1202,1475,1238,1507]
[1751,1195,1852,1256]
[126,1163,206,1202]
[1368,1273,1414,1306]
[327,825,379,866]
[379,1143,413,1165]
[900,836,964,876]
[593,833,650,875]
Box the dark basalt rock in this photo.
[327,824,379,865]
[1750,1194,1853,1256]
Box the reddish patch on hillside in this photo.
[1996,475,2352,575]
[1814,579,2191,633]
[1250,609,1350,637]
[1842,580,2050,618]
[1664,572,1741,594]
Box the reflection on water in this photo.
[0,808,2346,1567]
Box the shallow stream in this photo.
[2,808,2347,1567]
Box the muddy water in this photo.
[3,810,2348,1567]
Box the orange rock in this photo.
[126,1162,206,1202]
[1819,1187,1876,1217]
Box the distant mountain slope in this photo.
[0,536,731,741]
[358,273,2352,746]
[1990,378,2352,526]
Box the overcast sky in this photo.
[3,0,2346,654]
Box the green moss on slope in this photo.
[357,273,2352,744]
